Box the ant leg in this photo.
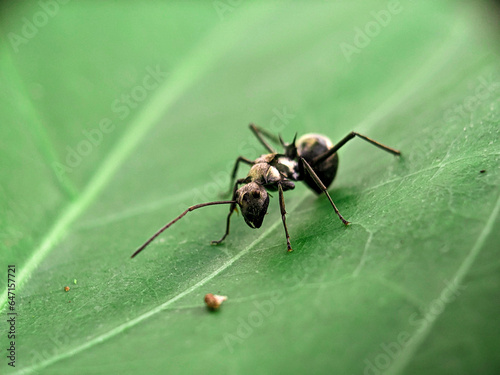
[221,156,254,197]
[278,183,293,252]
[210,206,236,245]
[212,178,246,245]
[249,123,281,153]
[300,157,350,226]
[312,131,401,165]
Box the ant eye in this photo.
[242,193,249,202]
[252,191,261,199]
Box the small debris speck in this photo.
[480,169,486,174]
[204,293,227,310]
[73,279,77,284]
[64,286,70,292]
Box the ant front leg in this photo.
[278,183,293,252]
[212,178,246,245]
[221,156,254,197]
[300,157,350,226]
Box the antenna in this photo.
[131,200,237,258]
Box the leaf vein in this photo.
[385,192,500,375]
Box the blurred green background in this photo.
[1,1,499,374]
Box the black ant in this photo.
[131,124,400,257]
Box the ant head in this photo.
[236,182,269,229]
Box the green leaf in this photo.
[1,1,499,374]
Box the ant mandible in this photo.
[131,124,400,257]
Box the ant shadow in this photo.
[262,184,364,255]
[293,184,363,220]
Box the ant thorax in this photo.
[248,153,299,190]
[275,156,300,180]
[248,160,281,186]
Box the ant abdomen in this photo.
[296,134,339,194]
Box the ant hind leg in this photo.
[312,131,401,165]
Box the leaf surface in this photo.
[1,1,499,374]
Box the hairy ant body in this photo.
[131,124,400,257]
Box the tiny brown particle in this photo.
[480,169,486,173]
[64,286,70,292]
[204,293,227,310]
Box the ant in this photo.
[131,124,400,258]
